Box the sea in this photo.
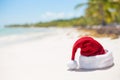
[0,27,56,47]
[0,27,50,36]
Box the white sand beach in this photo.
[0,28,120,80]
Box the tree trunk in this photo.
[99,3,106,26]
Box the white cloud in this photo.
[41,12,65,20]
[40,12,81,21]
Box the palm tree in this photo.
[75,0,120,26]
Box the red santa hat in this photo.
[67,36,113,69]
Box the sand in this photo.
[0,28,120,80]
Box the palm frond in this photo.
[74,3,87,9]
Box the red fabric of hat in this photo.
[71,36,105,60]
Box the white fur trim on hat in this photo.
[67,60,78,69]
[79,50,114,69]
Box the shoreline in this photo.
[0,27,67,47]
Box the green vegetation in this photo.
[5,24,31,27]
[34,17,88,27]
[6,0,120,27]
[6,17,88,27]
[75,0,120,26]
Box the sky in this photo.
[0,0,88,26]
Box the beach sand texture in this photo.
[0,28,120,80]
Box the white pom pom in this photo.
[67,60,78,69]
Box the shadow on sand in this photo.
[67,63,114,72]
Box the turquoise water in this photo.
[0,27,55,47]
[0,27,49,36]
